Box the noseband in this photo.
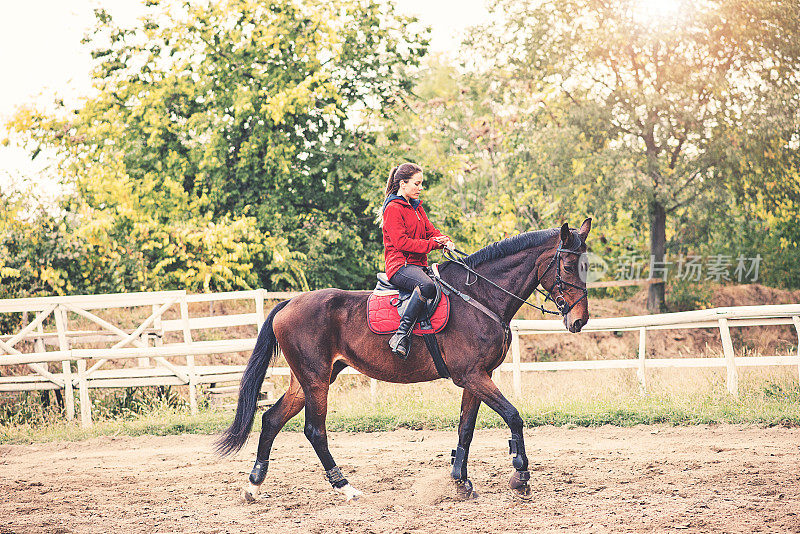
[442,244,588,317]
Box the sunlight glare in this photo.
[632,0,684,26]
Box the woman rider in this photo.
[382,162,454,359]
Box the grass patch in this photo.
[2,368,800,444]
[0,407,233,444]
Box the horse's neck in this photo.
[488,249,545,321]
[440,245,546,323]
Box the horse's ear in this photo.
[560,222,570,246]
[578,218,592,240]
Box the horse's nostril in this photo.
[572,319,584,331]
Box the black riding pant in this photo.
[389,265,436,300]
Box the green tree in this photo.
[9,0,428,291]
[468,0,800,310]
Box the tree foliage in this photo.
[4,0,800,305]
[7,0,428,294]
[458,0,800,308]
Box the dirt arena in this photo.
[2,425,799,533]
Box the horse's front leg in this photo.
[464,373,531,498]
[451,388,481,499]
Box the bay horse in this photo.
[217,219,592,501]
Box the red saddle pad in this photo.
[367,292,450,335]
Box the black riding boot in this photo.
[389,287,427,360]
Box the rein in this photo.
[438,245,588,319]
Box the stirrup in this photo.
[388,286,426,360]
[389,331,412,359]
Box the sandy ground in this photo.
[1,426,799,533]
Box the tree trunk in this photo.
[647,198,666,313]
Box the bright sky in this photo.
[0,0,489,190]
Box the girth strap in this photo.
[419,317,450,379]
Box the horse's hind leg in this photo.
[451,388,481,499]
[243,374,305,502]
[303,381,362,502]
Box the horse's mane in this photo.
[459,227,583,268]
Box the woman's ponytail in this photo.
[384,166,399,197]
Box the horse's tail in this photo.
[215,299,291,456]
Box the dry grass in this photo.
[2,366,798,444]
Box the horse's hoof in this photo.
[336,483,363,502]
[509,471,532,500]
[242,484,260,503]
[453,478,479,500]
[512,485,532,500]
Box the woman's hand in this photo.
[432,235,455,250]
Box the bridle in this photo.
[534,244,589,316]
[441,243,588,317]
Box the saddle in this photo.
[367,267,451,379]
[367,271,449,335]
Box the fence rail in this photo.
[1,289,798,428]
[505,305,800,398]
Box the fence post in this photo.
[180,296,197,415]
[35,318,51,405]
[511,324,522,398]
[719,317,738,396]
[793,316,800,383]
[54,306,75,421]
[61,307,92,428]
[256,290,266,326]
[637,327,647,395]
[76,358,93,428]
[370,378,377,404]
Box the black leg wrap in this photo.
[325,466,349,489]
[450,446,469,480]
[508,434,531,496]
[508,434,528,471]
[249,459,269,485]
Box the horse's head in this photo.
[537,218,591,333]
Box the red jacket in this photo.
[382,195,446,280]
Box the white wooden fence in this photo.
[0,290,301,427]
[1,289,799,428]
[505,304,800,398]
